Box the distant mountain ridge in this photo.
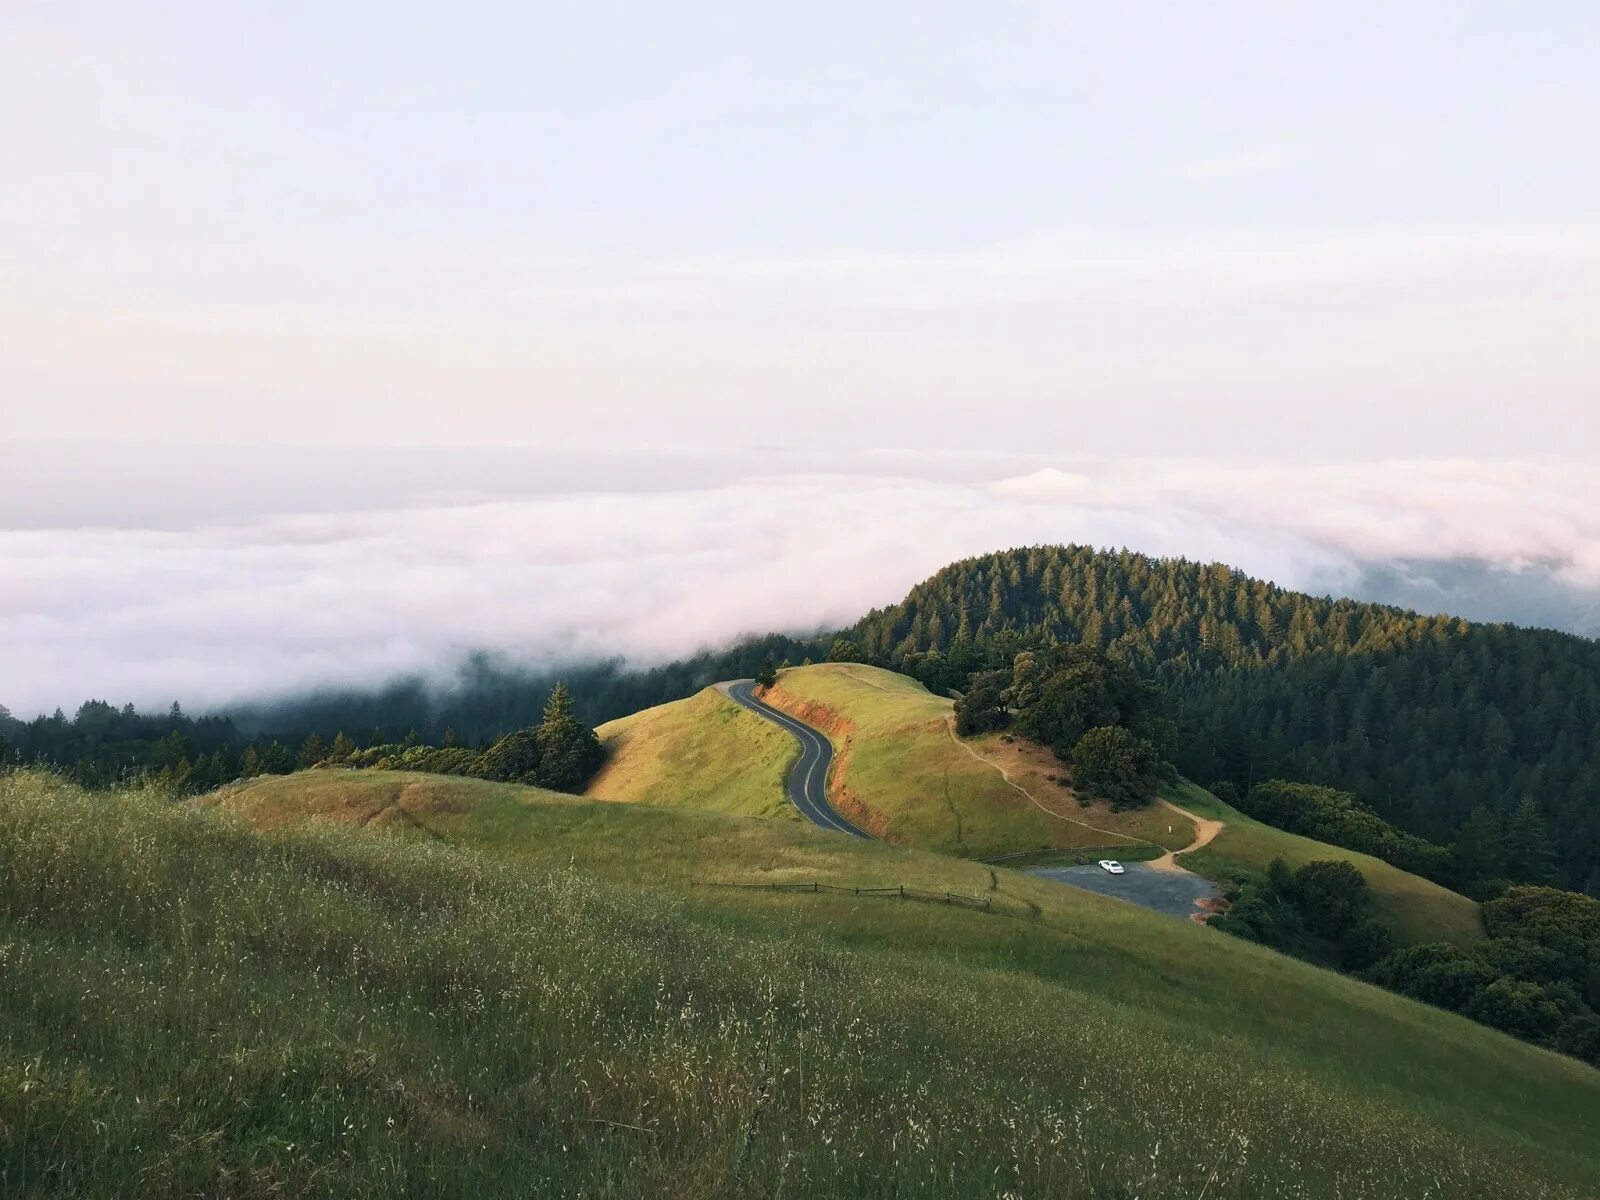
[845,545,1600,890]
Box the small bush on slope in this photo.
[2,772,1599,1199]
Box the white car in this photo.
[1097,859,1126,875]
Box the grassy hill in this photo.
[760,666,1482,944]
[759,663,1172,858]
[5,768,1596,1198]
[568,663,1481,946]
[1169,784,1485,946]
[585,687,798,818]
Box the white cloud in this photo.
[2,455,1595,717]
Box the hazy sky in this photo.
[3,2,1597,455]
[4,5,1599,715]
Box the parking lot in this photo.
[1029,862,1218,921]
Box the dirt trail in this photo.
[946,718,1229,876]
[1145,799,1225,875]
[838,666,897,692]
[943,717,1155,849]
[834,668,1230,886]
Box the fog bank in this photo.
[2,450,1595,717]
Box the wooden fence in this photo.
[708,880,994,912]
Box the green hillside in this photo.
[758,663,1173,858]
[845,545,1600,890]
[758,666,1479,943]
[1167,783,1484,946]
[557,663,1480,946]
[585,687,798,818]
[7,769,1596,1198]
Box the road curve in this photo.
[716,680,870,838]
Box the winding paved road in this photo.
[716,680,870,838]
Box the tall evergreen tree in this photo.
[297,733,326,768]
[1452,805,1504,884]
[239,744,263,778]
[533,682,604,793]
[1504,796,1558,885]
[827,638,865,664]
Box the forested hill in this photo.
[847,546,1600,891]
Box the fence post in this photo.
[813,881,818,893]
[899,884,905,898]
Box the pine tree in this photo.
[1452,805,1504,884]
[533,682,604,793]
[1503,796,1558,884]
[297,733,327,769]
[542,681,575,725]
[264,741,294,774]
[328,732,356,762]
[827,638,864,663]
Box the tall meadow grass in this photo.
[1,772,1594,1198]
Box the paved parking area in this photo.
[1029,863,1217,920]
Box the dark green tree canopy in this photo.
[1504,797,1558,886]
[533,682,604,793]
[1005,645,1164,757]
[1069,726,1164,811]
[826,637,866,664]
[1288,859,1367,940]
[477,728,542,784]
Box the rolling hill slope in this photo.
[3,766,1563,1197]
[567,663,1482,946]
[1170,783,1485,946]
[584,686,798,818]
[743,663,1176,859]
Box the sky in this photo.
[1,3,1597,713]
[3,1,1598,455]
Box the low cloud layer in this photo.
[2,453,1595,717]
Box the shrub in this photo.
[1069,726,1163,810]
[1340,919,1395,971]
[1466,978,1567,1043]
[1290,860,1367,940]
[1365,944,1497,1012]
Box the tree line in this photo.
[0,634,823,794]
[0,684,608,796]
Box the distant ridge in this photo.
[846,545,1600,890]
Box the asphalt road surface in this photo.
[717,680,870,838]
[1030,862,1217,920]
